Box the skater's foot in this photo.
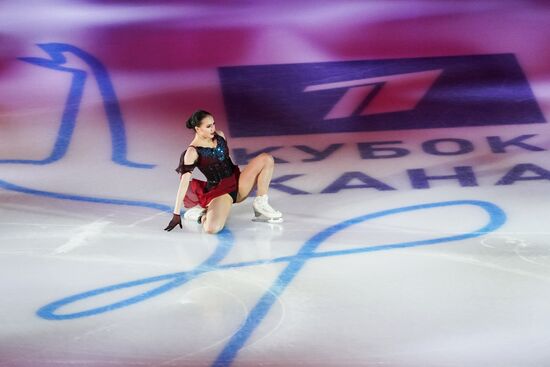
[183,206,206,224]
[253,195,282,221]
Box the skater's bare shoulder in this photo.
[183,146,198,165]
[216,130,226,139]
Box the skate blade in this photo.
[253,209,282,219]
[252,216,284,224]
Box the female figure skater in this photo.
[164,110,282,234]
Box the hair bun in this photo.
[185,109,212,130]
[185,116,194,129]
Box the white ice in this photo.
[2,1,550,366]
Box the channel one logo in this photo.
[218,54,545,137]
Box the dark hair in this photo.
[186,109,212,129]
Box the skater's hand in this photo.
[164,214,182,231]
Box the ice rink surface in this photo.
[1,1,550,366]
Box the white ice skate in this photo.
[252,195,283,223]
[183,206,206,223]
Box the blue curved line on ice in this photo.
[24,197,505,366]
[0,43,154,168]
[37,228,235,319]
[0,178,171,212]
[212,200,505,366]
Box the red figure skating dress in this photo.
[176,133,240,208]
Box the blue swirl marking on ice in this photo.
[0,178,171,213]
[37,228,235,319]
[0,43,154,169]
[32,200,506,367]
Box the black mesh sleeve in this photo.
[175,149,197,174]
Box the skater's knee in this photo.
[258,153,274,167]
[204,222,224,234]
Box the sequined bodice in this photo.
[176,134,236,188]
[194,134,236,185]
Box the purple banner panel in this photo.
[219,53,545,137]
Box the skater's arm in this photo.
[172,172,191,215]
[164,147,198,231]
[172,147,198,214]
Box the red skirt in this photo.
[183,167,240,208]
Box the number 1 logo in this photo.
[304,69,442,119]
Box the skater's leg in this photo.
[235,153,282,221]
[236,153,274,202]
[202,194,233,234]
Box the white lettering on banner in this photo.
[231,134,549,194]
[232,134,545,165]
